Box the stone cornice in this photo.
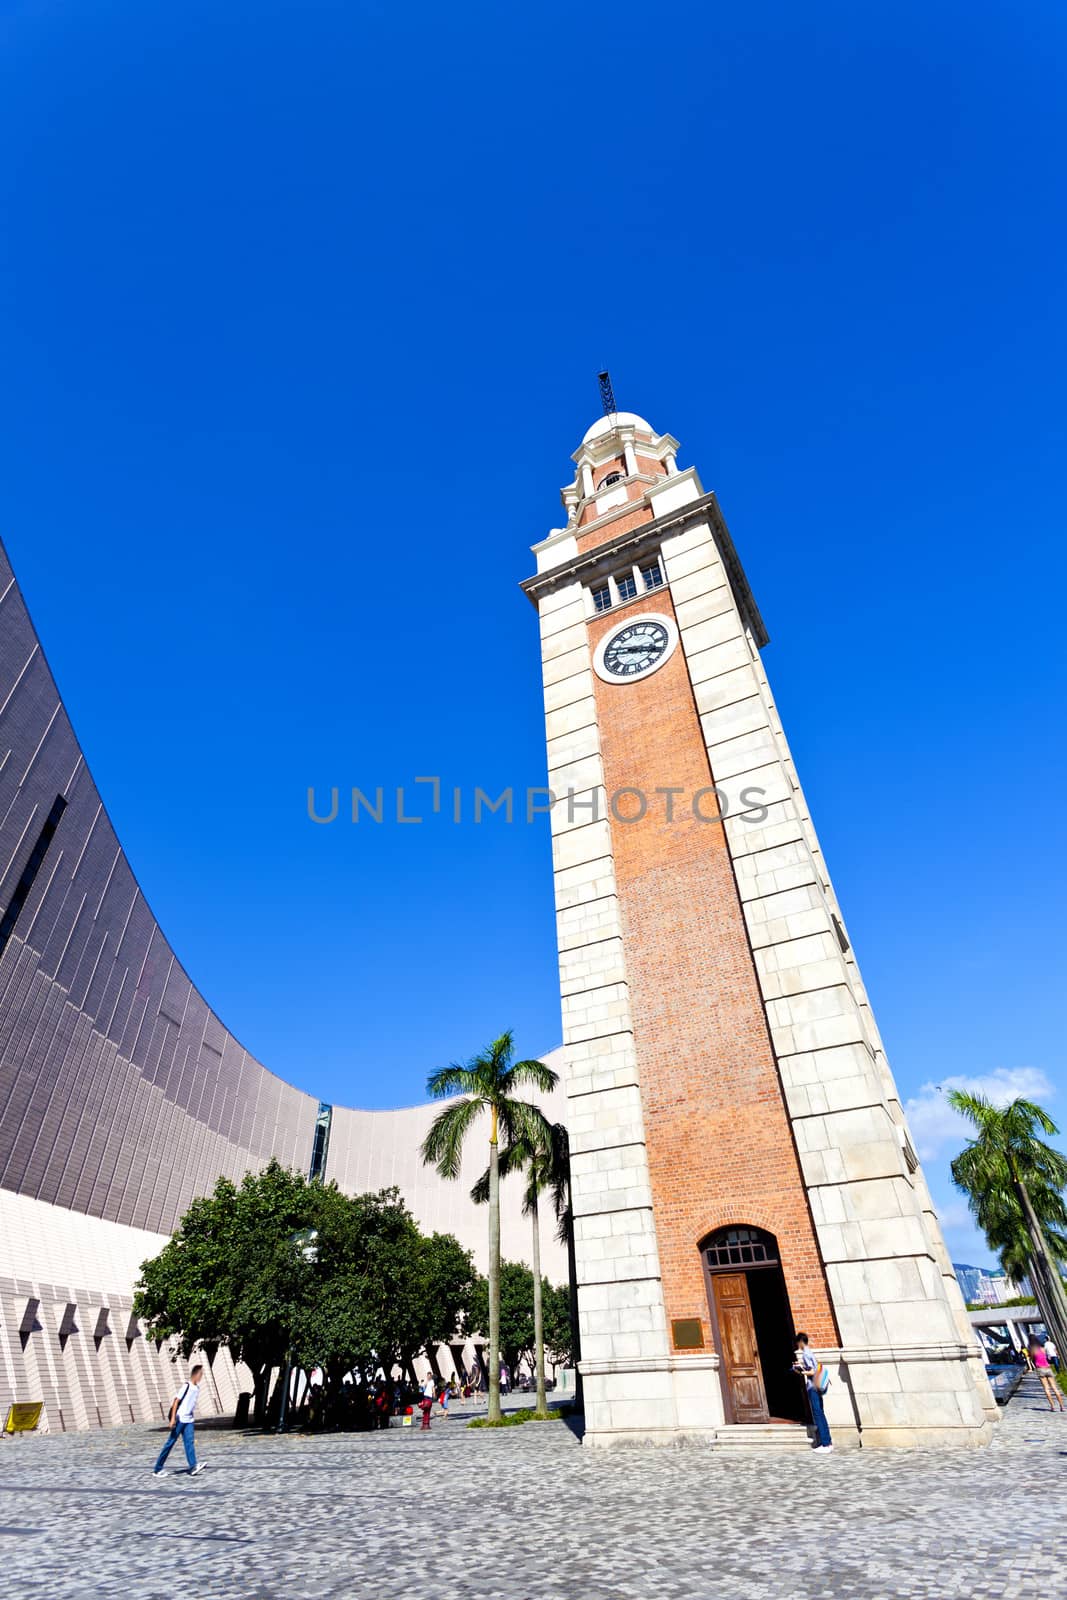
[521,491,770,649]
[812,1343,983,1364]
[570,429,680,470]
[580,1352,721,1376]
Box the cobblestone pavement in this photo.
[1,1378,1065,1599]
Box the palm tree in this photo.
[978,1178,1067,1288]
[421,1032,558,1423]
[949,1091,1067,1353]
[473,1119,571,1418]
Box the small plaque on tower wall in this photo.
[671,1318,705,1350]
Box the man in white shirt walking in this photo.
[153,1364,206,1477]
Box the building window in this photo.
[641,559,664,590]
[592,584,612,613]
[704,1227,777,1269]
[309,1102,332,1181]
[0,794,67,961]
[597,471,624,491]
[616,573,637,602]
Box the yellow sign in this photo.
[4,1402,43,1434]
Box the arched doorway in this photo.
[701,1226,805,1425]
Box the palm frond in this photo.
[503,1097,552,1150]
[1007,1097,1060,1140]
[500,1056,560,1099]
[470,1167,491,1206]
[427,1062,481,1100]
[469,1140,527,1206]
[420,1096,483,1178]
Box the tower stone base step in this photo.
[712,1423,814,1450]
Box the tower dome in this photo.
[581,411,655,446]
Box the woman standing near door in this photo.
[794,1333,833,1452]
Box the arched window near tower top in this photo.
[596,470,624,491]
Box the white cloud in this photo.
[933,1199,974,1233]
[904,1066,1055,1163]
[925,1195,990,1264]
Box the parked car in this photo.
[985,1363,1024,1404]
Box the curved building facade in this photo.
[0,538,565,1429]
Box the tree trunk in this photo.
[1013,1168,1067,1354]
[1024,1266,1060,1352]
[251,1363,270,1426]
[487,1111,502,1423]
[531,1190,547,1416]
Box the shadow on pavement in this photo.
[560,1409,585,1442]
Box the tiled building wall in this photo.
[0,542,318,1238]
[0,1185,247,1431]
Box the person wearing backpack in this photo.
[153,1364,207,1477]
[793,1333,833,1453]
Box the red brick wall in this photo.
[587,591,838,1352]
[576,504,654,549]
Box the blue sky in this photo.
[1,1,1064,1263]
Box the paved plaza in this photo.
[1,1378,1065,1599]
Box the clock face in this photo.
[597,616,676,681]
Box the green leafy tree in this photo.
[289,1186,421,1386]
[420,1031,557,1421]
[949,1092,1067,1353]
[134,1159,320,1422]
[468,1262,571,1381]
[135,1164,476,1426]
[469,1260,534,1375]
[541,1280,575,1373]
[974,1179,1067,1287]
[411,1232,479,1358]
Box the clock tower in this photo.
[522,408,995,1449]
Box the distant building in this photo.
[953,1264,986,1303]
[975,1272,1025,1305]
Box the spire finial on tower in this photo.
[597,369,617,418]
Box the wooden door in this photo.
[712,1272,769,1423]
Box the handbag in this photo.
[170,1382,190,1428]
